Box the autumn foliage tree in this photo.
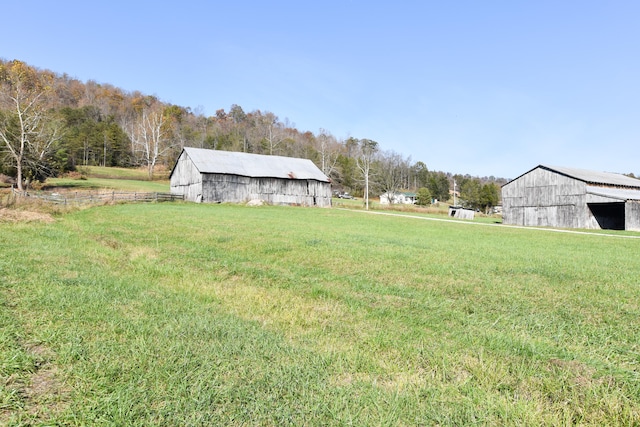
[0,60,63,191]
[0,58,508,196]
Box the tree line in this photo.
[0,59,504,209]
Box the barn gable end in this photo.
[170,149,204,202]
[502,165,640,231]
[170,148,332,207]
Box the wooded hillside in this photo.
[0,59,505,205]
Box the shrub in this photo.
[0,174,15,185]
[416,187,432,205]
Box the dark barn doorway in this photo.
[588,202,625,230]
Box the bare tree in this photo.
[0,60,63,191]
[256,111,287,155]
[125,105,174,178]
[316,128,340,178]
[378,150,411,204]
[356,138,378,210]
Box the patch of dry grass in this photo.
[0,207,55,223]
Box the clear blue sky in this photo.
[3,1,639,179]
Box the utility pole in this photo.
[453,178,457,206]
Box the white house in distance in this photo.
[379,192,417,205]
[170,147,332,207]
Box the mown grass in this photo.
[1,203,640,425]
[77,166,170,180]
[42,177,169,192]
[41,166,170,193]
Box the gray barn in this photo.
[502,165,640,231]
[170,147,332,207]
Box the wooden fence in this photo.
[12,189,184,205]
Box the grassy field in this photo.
[42,166,170,193]
[1,202,640,425]
[75,165,171,180]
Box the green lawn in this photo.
[1,203,639,425]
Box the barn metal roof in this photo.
[179,147,330,182]
[586,186,640,201]
[542,165,640,188]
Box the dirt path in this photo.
[346,209,640,240]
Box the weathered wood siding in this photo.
[626,201,640,231]
[502,167,591,228]
[448,206,475,220]
[170,149,332,206]
[170,151,203,202]
[201,173,332,207]
[503,165,640,230]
